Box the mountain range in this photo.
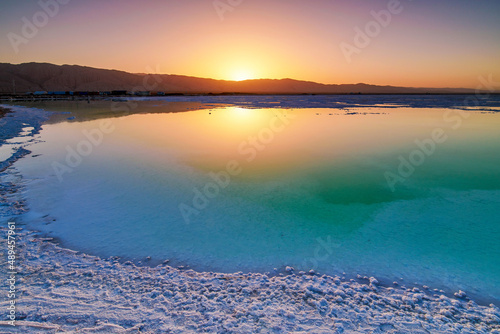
[0,62,483,95]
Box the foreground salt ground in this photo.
[0,229,499,334]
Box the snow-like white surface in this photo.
[0,104,50,172]
[1,227,499,333]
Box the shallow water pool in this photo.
[14,102,500,303]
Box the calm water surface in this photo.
[14,101,500,302]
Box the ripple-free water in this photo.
[14,104,500,303]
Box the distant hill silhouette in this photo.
[0,62,478,94]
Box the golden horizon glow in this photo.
[231,70,254,82]
[0,1,499,88]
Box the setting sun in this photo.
[231,70,254,82]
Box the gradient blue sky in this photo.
[1,0,499,88]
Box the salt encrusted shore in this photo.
[0,228,499,334]
[0,105,50,173]
[1,104,500,333]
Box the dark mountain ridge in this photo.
[0,62,483,94]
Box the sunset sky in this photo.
[1,0,499,88]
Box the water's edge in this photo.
[1,102,499,307]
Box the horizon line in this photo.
[1,61,486,91]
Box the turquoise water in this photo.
[14,104,500,302]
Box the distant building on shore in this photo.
[134,91,151,96]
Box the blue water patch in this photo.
[6,100,500,304]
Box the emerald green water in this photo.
[13,103,500,303]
